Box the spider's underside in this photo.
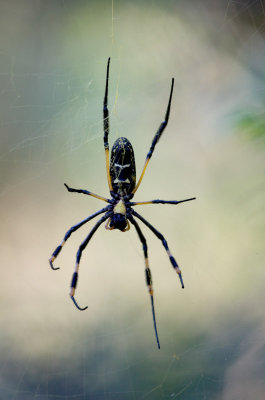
[49,58,196,349]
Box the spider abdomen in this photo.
[110,137,136,196]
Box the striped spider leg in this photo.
[49,57,196,349]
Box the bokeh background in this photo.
[1,0,264,399]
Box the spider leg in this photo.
[64,183,112,203]
[131,209,184,288]
[103,57,113,192]
[132,78,174,194]
[130,197,196,206]
[70,211,112,311]
[128,215,160,349]
[49,206,111,270]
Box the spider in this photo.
[49,58,196,349]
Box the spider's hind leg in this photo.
[130,197,196,206]
[103,57,113,192]
[64,183,111,203]
[132,78,174,194]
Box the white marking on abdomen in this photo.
[114,178,130,183]
[114,163,130,169]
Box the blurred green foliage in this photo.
[237,111,265,142]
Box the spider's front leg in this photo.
[49,206,110,270]
[69,212,112,311]
[131,209,184,288]
[127,214,160,349]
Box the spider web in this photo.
[1,0,265,399]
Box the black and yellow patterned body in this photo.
[49,58,196,349]
[110,137,136,196]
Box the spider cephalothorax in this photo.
[105,211,129,232]
[49,58,196,349]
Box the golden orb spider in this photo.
[49,58,196,349]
